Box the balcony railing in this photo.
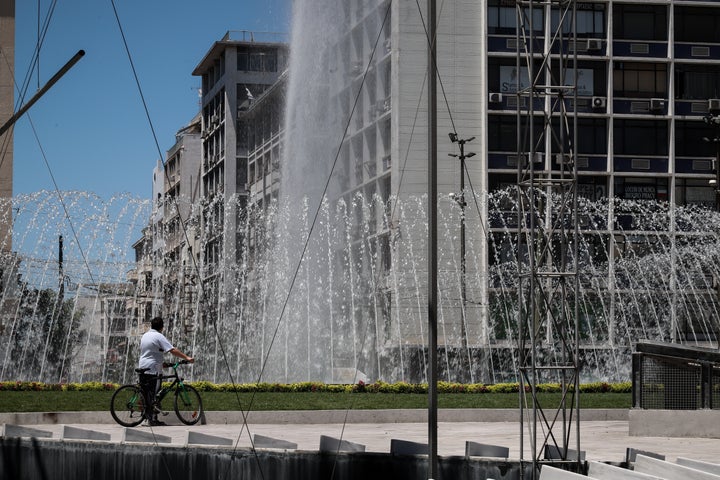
[222,30,289,44]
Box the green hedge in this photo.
[0,380,632,394]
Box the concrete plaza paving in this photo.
[4,409,720,464]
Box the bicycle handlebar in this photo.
[162,359,193,368]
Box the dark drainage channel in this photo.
[1,437,534,480]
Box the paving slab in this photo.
[634,454,720,480]
[318,434,365,452]
[677,458,720,476]
[253,433,297,449]
[62,425,111,441]
[122,427,172,444]
[587,460,663,480]
[1,424,53,438]
[11,411,720,464]
[185,430,234,446]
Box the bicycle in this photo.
[110,359,203,427]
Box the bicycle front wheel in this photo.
[110,384,146,427]
[174,384,203,425]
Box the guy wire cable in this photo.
[107,1,244,475]
[217,5,394,480]
[108,0,236,398]
[107,1,287,477]
[0,0,58,173]
[0,0,98,289]
[389,0,458,226]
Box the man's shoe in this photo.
[148,419,167,426]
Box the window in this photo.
[613,4,667,41]
[675,178,715,208]
[675,120,716,157]
[550,4,605,37]
[675,65,720,100]
[238,52,248,71]
[613,62,667,98]
[488,1,543,35]
[237,49,279,72]
[265,51,277,72]
[575,118,607,155]
[675,7,720,43]
[613,120,668,156]
[578,176,608,202]
[488,115,546,152]
[488,115,518,152]
[489,58,532,93]
[614,177,668,202]
[551,61,606,97]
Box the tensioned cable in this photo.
[327,0,480,472]
[320,8,395,477]
[414,0,458,138]
[0,0,98,287]
[390,0,455,226]
[107,0,228,387]
[0,0,58,173]
[107,1,254,477]
[219,7,394,480]
[107,2,280,478]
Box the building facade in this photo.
[132,2,720,384]
[191,31,288,331]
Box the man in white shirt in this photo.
[138,317,194,426]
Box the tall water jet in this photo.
[260,0,382,383]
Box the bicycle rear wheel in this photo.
[110,384,146,427]
[174,384,203,425]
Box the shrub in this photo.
[0,379,635,394]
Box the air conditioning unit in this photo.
[586,39,602,51]
[591,96,606,109]
[529,152,543,164]
[709,98,720,112]
[489,92,503,103]
[555,153,573,165]
[650,98,666,112]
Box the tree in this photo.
[5,287,87,382]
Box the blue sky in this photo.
[12,0,291,199]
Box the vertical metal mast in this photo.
[515,0,581,478]
[427,0,439,478]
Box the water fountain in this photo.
[2,185,718,386]
[0,191,151,384]
[2,0,720,387]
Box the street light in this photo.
[702,114,720,210]
[448,133,475,382]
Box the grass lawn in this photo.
[0,391,631,413]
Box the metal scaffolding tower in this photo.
[514,1,582,477]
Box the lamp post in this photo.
[449,133,475,382]
[702,114,720,210]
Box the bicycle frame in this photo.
[154,361,192,404]
[112,358,201,427]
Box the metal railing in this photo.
[221,30,289,44]
[632,340,720,410]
